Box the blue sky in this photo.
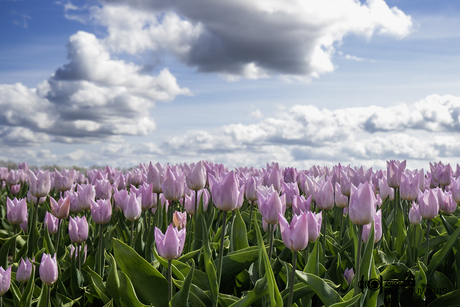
[1,0,460,170]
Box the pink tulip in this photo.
[282,182,299,208]
[68,216,88,244]
[417,189,439,220]
[91,199,112,224]
[284,167,298,184]
[95,179,112,200]
[77,184,96,211]
[265,166,282,192]
[10,184,20,195]
[335,183,348,208]
[186,161,207,191]
[344,268,354,285]
[278,212,308,251]
[210,171,245,212]
[49,196,70,219]
[258,191,286,225]
[39,254,58,286]
[292,195,312,215]
[362,210,382,243]
[6,197,27,225]
[113,189,128,212]
[7,170,20,185]
[147,162,163,193]
[124,192,142,221]
[349,182,377,225]
[54,169,73,192]
[184,189,210,215]
[44,212,59,234]
[0,266,11,295]
[139,182,155,210]
[16,258,33,283]
[162,168,185,201]
[154,224,186,260]
[400,172,420,201]
[387,160,406,189]
[409,202,422,225]
[245,176,259,201]
[315,179,334,210]
[307,211,322,242]
[378,176,394,201]
[173,211,187,230]
[28,170,51,198]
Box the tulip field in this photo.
[0,160,460,306]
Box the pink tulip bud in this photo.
[282,182,300,208]
[184,189,210,215]
[154,224,186,260]
[113,189,128,212]
[307,211,322,242]
[335,183,348,208]
[147,162,163,193]
[210,171,245,212]
[77,184,96,211]
[28,170,51,198]
[362,210,382,243]
[10,184,20,195]
[173,211,187,230]
[39,254,58,286]
[95,179,112,200]
[68,216,88,244]
[258,191,286,225]
[49,196,70,219]
[292,195,312,215]
[409,202,422,225]
[139,183,155,210]
[44,212,59,234]
[245,176,259,201]
[6,197,27,225]
[0,266,11,295]
[7,170,20,185]
[316,179,334,210]
[265,166,282,192]
[278,212,308,251]
[91,199,112,224]
[344,268,354,285]
[124,193,142,221]
[54,169,73,192]
[386,160,406,189]
[418,189,439,220]
[400,172,420,201]
[16,258,33,283]
[162,168,185,201]
[284,167,298,184]
[186,161,207,191]
[349,182,377,225]
[378,176,394,201]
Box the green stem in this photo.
[13,224,17,262]
[339,209,344,241]
[55,220,61,256]
[248,201,254,233]
[288,251,297,307]
[355,225,363,295]
[268,224,275,260]
[424,219,431,265]
[47,285,51,307]
[78,243,82,272]
[98,224,104,276]
[131,221,135,247]
[217,210,227,288]
[194,190,198,232]
[393,188,398,250]
[168,259,172,302]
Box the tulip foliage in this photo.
[0,160,459,306]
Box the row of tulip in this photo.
[0,160,459,306]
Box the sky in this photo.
[1,0,460,170]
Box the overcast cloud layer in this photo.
[1,0,459,170]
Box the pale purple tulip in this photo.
[210,171,245,212]
[418,189,439,220]
[400,172,420,201]
[68,216,89,244]
[387,160,406,189]
[282,182,299,208]
[362,210,382,244]
[245,176,259,201]
[39,254,58,286]
[95,179,112,200]
[335,183,348,208]
[139,182,155,210]
[10,184,20,195]
[439,191,456,215]
[450,178,460,204]
[155,224,186,260]
[284,167,298,184]
[316,179,334,210]
[184,189,210,215]
[6,197,27,225]
[54,169,73,192]
[340,169,352,197]
[49,196,70,219]
[0,266,11,295]
[307,211,322,242]
[303,175,318,202]
[438,163,452,187]
[7,170,20,185]
[44,212,59,234]
[0,168,8,182]
[349,182,377,225]
[16,258,33,283]
[28,170,51,198]
[292,195,312,215]
[124,193,142,221]
[409,202,422,225]
[265,166,283,192]
[91,199,112,224]
[186,161,207,191]
[147,162,163,193]
[113,189,128,212]
[173,211,187,230]
[162,168,185,201]
[258,191,286,225]
[378,176,394,201]
[26,191,45,206]
[344,268,354,285]
[70,245,87,264]
[77,184,96,211]
[278,212,308,251]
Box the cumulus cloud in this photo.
[84,0,413,80]
[0,31,190,145]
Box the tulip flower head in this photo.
[123,192,142,221]
[6,197,27,225]
[344,268,354,285]
[418,189,439,220]
[0,266,11,295]
[44,212,59,234]
[155,224,186,260]
[162,168,185,201]
[278,212,308,251]
[50,196,70,219]
[186,161,207,191]
[210,171,245,212]
[77,184,96,211]
[173,211,187,230]
[16,258,33,283]
[54,168,73,192]
[10,184,20,195]
[91,199,112,224]
[292,195,312,215]
[70,245,87,264]
[362,210,382,244]
[68,216,89,244]
[315,179,334,210]
[307,211,322,242]
[282,182,300,208]
[335,183,348,208]
[184,189,210,215]
[39,254,58,286]
[95,179,112,200]
[409,202,422,225]
[28,169,51,198]
[139,182,156,210]
[400,172,420,201]
[258,191,286,225]
[387,160,406,189]
[349,182,377,225]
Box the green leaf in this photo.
[426,289,460,307]
[304,240,319,274]
[36,284,50,307]
[229,277,269,307]
[170,260,195,307]
[254,215,283,307]
[426,223,460,281]
[414,260,427,299]
[281,283,313,307]
[86,267,111,304]
[395,201,406,256]
[9,277,22,306]
[202,217,219,306]
[106,253,144,307]
[296,271,343,306]
[329,293,363,307]
[232,209,249,251]
[0,234,18,268]
[43,227,55,255]
[360,222,375,305]
[219,246,258,287]
[112,239,169,307]
[440,215,454,236]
